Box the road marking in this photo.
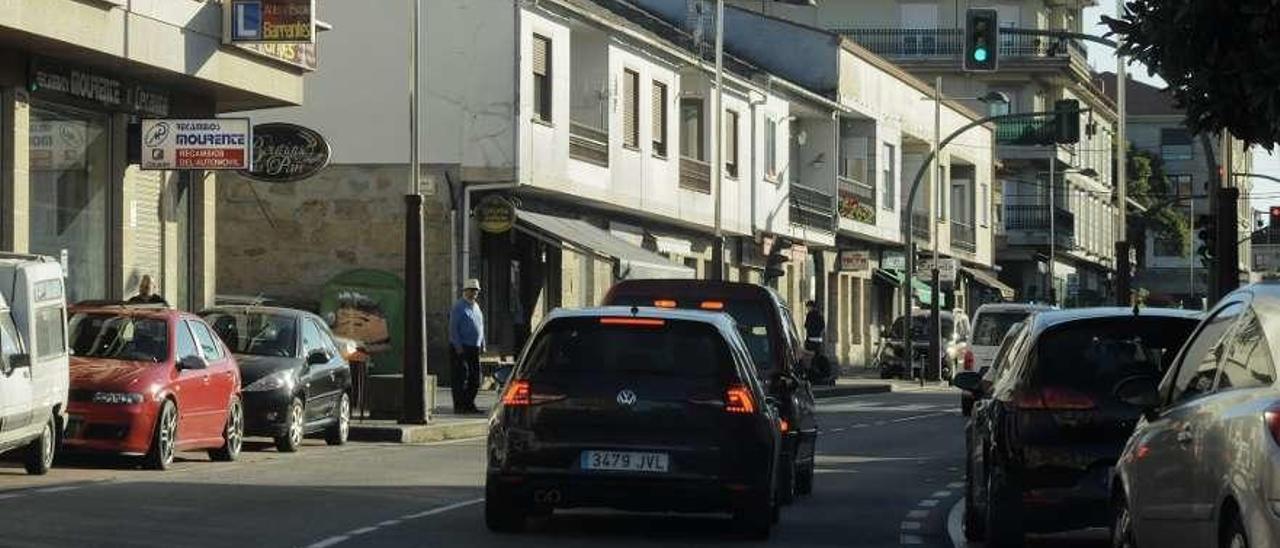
[932,490,952,498]
[377,520,401,527]
[901,533,924,545]
[919,499,940,508]
[947,499,966,548]
[348,527,378,536]
[34,486,80,494]
[906,509,928,519]
[948,482,964,489]
[306,535,349,548]
[0,493,23,500]
[901,521,921,530]
[401,498,484,520]
[304,498,483,548]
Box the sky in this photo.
[1083,1,1280,218]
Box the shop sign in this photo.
[29,59,171,117]
[475,195,516,234]
[225,0,316,43]
[917,258,958,283]
[240,123,331,182]
[141,119,252,170]
[29,120,88,171]
[839,250,870,273]
[236,42,318,71]
[882,252,905,271]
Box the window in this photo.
[302,318,327,358]
[34,306,65,359]
[1169,303,1242,404]
[1218,311,1275,391]
[1161,128,1194,161]
[652,81,668,157]
[176,321,199,361]
[680,98,704,160]
[724,109,740,178]
[521,318,731,381]
[0,313,23,370]
[623,69,639,149]
[1154,233,1184,257]
[972,312,1032,346]
[979,183,989,226]
[203,311,298,357]
[765,119,778,180]
[1168,173,1193,198]
[882,143,896,210]
[68,314,164,362]
[1035,317,1198,400]
[531,34,552,123]
[189,321,224,360]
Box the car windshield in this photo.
[1034,316,1199,400]
[521,317,731,381]
[69,313,169,363]
[202,311,298,358]
[889,315,954,340]
[972,311,1034,346]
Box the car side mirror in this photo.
[1114,375,1162,419]
[178,355,207,370]
[9,353,31,369]
[307,351,329,366]
[952,371,983,394]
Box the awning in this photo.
[961,265,1016,300]
[517,209,695,280]
[873,269,935,306]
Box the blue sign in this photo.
[231,1,263,41]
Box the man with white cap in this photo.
[448,278,486,414]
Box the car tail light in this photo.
[653,299,677,308]
[500,380,565,407]
[1265,407,1280,448]
[964,349,975,371]
[700,300,725,310]
[779,418,790,433]
[1014,387,1096,410]
[725,385,756,414]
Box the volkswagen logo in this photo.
[616,389,638,407]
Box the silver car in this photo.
[1112,283,1280,548]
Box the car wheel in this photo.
[484,482,527,533]
[325,393,350,446]
[962,396,974,417]
[209,397,244,462]
[274,397,305,453]
[777,456,796,505]
[1222,509,1249,548]
[963,453,986,541]
[145,400,178,470]
[985,465,1024,547]
[733,494,773,540]
[1111,491,1137,548]
[796,462,814,496]
[23,414,56,475]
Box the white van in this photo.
[968,303,1054,370]
[0,254,69,475]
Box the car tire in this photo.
[23,414,56,475]
[733,495,773,540]
[274,397,305,453]
[963,454,986,542]
[1111,490,1137,548]
[1221,508,1249,548]
[484,482,527,534]
[985,465,1024,547]
[209,396,244,462]
[961,396,974,417]
[796,462,814,496]
[777,456,796,505]
[325,393,350,446]
[145,399,178,471]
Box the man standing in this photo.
[804,300,831,382]
[448,279,485,414]
[127,275,168,305]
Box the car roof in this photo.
[974,303,1055,315]
[1028,307,1202,334]
[546,305,741,331]
[608,279,781,303]
[71,304,188,321]
[201,305,318,320]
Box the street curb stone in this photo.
[349,419,489,443]
[812,384,893,398]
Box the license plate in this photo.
[580,450,670,473]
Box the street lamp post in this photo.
[710,0,725,280]
[401,0,429,425]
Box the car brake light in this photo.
[779,419,790,433]
[725,385,756,414]
[599,317,665,327]
[700,300,725,310]
[1015,387,1096,410]
[653,299,677,308]
[1265,408,1280,448]
[500,380,565,407]
[964,349,975,371]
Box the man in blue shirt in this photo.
[448,278,485,414]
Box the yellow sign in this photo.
[476,195,516,234]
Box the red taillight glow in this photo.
[653,299,678,308]
[726,385,756,414]
[779,419,790,433]
[964,349,976,371]
[502,380,531,406]
[1014,387,1096,410]
[700,300,725,310]
[599,317,666,327]
[1265,409,1280,448]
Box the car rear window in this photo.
[201,311,298,358]
[973,312,1032,346]
[1033,317,1198,397]
[520,317,733,381]
[889,315,954,340]
[608,297,774,370]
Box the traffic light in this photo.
[1270,206,1280,229]
[763,238,793,287]
[1196,214,1216,270]
[1054,99,1081,144]
[964,9,999,72]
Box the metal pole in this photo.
[929,76,942,384]
[710,0,725,280]
[1115,1,1128,273]
[1189,196,1195,307]
[401,0,428,424]
[1048,146,1056,306]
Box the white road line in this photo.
[34,486,80,494]
[932,490,952,498]
[401,497,485,520]
[919,499,940,508]
[901,533,924,545]
[900,521,922,531]
[304,498,483,548]
[348,527,378,536]
[0,493,23,500]
[906,509,928,519]
[376,520,401,527]
[306,535,349,548]
[948,482,964,489]
[947,499,966,548]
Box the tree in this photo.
[1104,1,1280,149]
[1127,146,1191,254]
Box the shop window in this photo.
[28,105,110,302]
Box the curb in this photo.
[812,384,893,399]
[349,419,489,444]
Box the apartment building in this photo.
[737,0,1121,306]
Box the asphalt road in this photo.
[0,389,1109,548]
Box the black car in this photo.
[485,307,781,539]
[876,311,957,380]
[953,308,1201,546]
[201,306,352,452]
[603,280,817,505]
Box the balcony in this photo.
[679,156,711,193]
[834,28,1088,64]
[951,223,976,253]
[1004,205,1076,248]
[911,211,931,242]
[837,176,876,225]
[569,123,609,167]
[996,114,1058,146]
[792,183,836,233]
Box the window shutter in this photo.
[623,70,639,147]
[652,82,666,145]
[532,36,549,77]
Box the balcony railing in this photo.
[833,28,1088,63]
[1004,205,1076,246]
[679,156,712,193]
[951,222,976,253]
[837,176,876,225]
[996,114,1058,146]
[911,210,931,241]
[569,123,609,167]
[791,183,836,232]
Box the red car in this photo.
[63,305,243,469]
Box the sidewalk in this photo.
[348,388,495,444]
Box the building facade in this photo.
[0,0,309,310]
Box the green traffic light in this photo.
[973,47,988,63]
